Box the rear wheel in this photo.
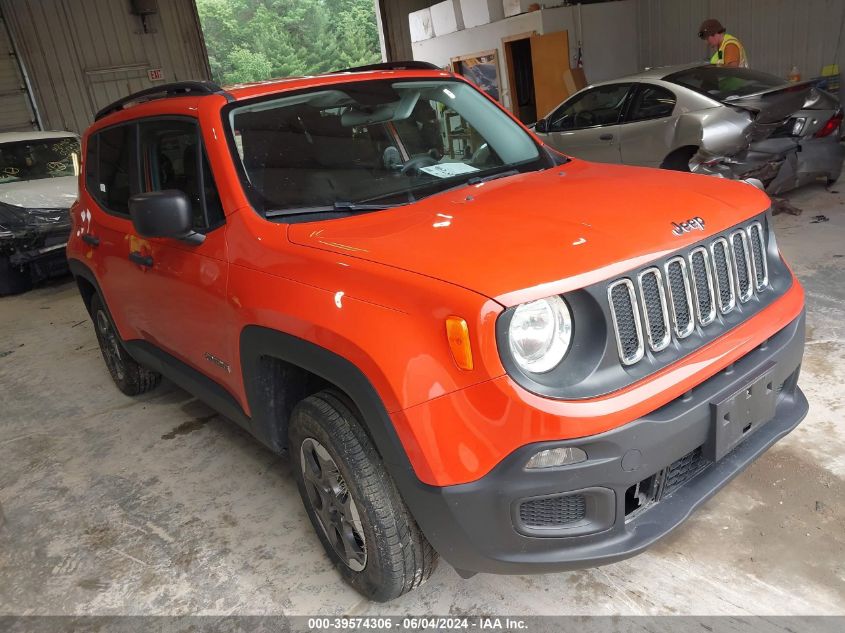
[661,147,697,172]
[89,294,161,396]
[289,390,437,602]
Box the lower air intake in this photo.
[518,493,587,528]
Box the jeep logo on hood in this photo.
[672,217,705,236]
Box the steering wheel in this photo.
[575,111,596,127]
[400,154,438,176]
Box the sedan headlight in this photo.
[508,295,572,373]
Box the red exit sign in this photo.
[148,68,164,81]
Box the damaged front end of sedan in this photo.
[688,83,845,193]
[0,201,71,295]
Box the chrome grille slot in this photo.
[608,279,644,365]
[747,222,768,290]
[688,247,716,326]
[664,257,695,338]
[730,230,753,303]
[710,237,736,314]
[637,267,671,352]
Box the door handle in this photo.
[599,133,614,141]
[81,234,100,247]
[128,251,153,267]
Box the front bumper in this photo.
[404,311,807,574]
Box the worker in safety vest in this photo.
[698,18,748,68]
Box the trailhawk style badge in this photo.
[672,216,706,236]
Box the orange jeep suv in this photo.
[67,62,808,601]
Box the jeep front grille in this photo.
[608,219,771,366]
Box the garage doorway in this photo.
[503,30,571,125]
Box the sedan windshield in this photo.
[226,79,548,218]
[665,66,788,102]
[0,137,80,185]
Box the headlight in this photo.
[508,295,572,373]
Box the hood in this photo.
[0,200,69,234]
[287,161,770,306]
[0,176,78,209]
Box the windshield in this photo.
[226,79,548,218]
[665,66,788,102]
[0,137,80,185]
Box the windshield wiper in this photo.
[265,201,404,219]
[466,169,519,186]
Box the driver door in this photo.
[536,83,633,163]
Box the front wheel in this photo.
[89,294,161,396]
[289,390,438,601]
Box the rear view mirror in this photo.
[534,118,549,134]
[129,190,205,245]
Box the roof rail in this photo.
[94,81,233,121]
[330,61,443,74]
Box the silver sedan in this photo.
[533,63,844,194]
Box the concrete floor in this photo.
[1,183,843,616]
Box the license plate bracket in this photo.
[705,361,778,462]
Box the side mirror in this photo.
[129,190,204,245]
[534,118,549,134]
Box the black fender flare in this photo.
[239,325,410,467]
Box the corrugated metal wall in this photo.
[0,0,211,134]
[0,12,36,131]
[636,0,845,83]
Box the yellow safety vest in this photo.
[710,33,748,68]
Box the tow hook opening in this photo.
[624,474,658,517]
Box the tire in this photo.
[89,294,161,396]
[0,256,32,296]
[289,390,438,601]
[660,147,697,172]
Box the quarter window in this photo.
[627,85,676,122]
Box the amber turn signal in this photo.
[445,316,474,371]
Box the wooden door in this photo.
[530,30,571,120]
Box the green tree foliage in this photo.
[196,0,382,84]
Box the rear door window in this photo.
[93,125,135,216]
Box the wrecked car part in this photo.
[0,200,71,293]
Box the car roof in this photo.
[222,67,454,102]
[593,62,707,85]
[0,130,78,143]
